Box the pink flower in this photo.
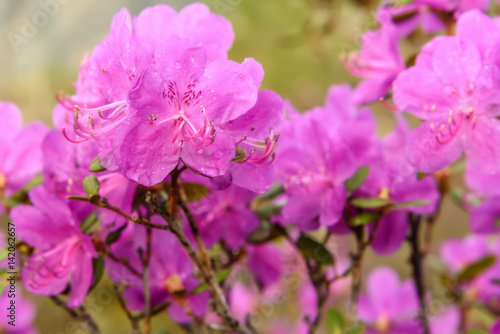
[11,186,97,308]
[342,11,405,104]
[0,102,49,213]
[41,130,137,230]
[358,267,420,333]
[275,85,376,229]
[393,10,500,174]
[113,38,259,185]
[56,4,236,174]
[187,181,259,249]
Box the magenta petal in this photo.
[128,66,166,116]
[366,267,400,312]
[242,58,265,87]
[456,10,499,55]
[2,122,49,190]
[0,102,22,140]
[181,130,234,177]
[432,38,481,90]
[155,40,207,96]
[470,197,500,233]
[406,120,463,173]
[229,162,274,194]
[393,67,454,119]
[282,193,321,229]
[223,90,283,141]
[371,210,408,255]
[464,117,500,174]
[133,5,177,54]
[178,3,234,62]
[319,186,346,227]
[117,121,180,186]
[465,163,500,196]
[209,172,233,191]
[199,60,258,124]
[67,250,94,308]
[390,176,440,215]
[247,244,283,288]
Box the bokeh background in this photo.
[0,1,472,333]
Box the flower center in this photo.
[428,106,477,144]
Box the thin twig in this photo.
[408,214,430,334]
[148,167,252,334]
[113,285,141,334]
[50,296,101,334]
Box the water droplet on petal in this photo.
[174,61,181,69]
[197,149,204,155]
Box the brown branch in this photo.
[50,296,101,334]
[408,214,430,334]
[113,285,141,334]
[145,167,252,334]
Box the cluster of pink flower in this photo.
[1,2,500,333]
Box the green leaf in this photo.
[89,256,104,292]
[457,255,496,282]
[105,224,128,245]
[417,171,428,180]
[89,157,107,172]
[80,211,99,233]
[182,183,210,202]
[467,329,488,334]
[22,175,44,191]
[193,268,231,294]
[345,166,369,192]
[66,195,90,202]
[392,200,430,210]
[349,212,378,227]
[350,197,392,209]
[0,248,9,262]
[325,308,344,334]
[231,146,247,162]
[344,324,366,334]
[83,176,100,197]
[296,234,334,265]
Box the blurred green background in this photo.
[0,0,471,333]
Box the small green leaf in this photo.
[105,224,128,245]
[417,171,428,180]
[296,234,334,265]
[467,329,488,334]
[344,324,366,334]
[392,200,429,210]
[22,175,44,191]
[0,248,9,262]
[193,268,231,294]
[88,256,105,292]
[83,176,100,197]
[182,183,210,202]
[89,157,107,172]
[325,308,344,334]
[66,195,90,202]
[231,146,247,162]
[350,197,392,209]
[457,255,496,282]
[345,166,369,192]
[349,212,378,227]
[80,212,99,233]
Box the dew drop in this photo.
[197,149,204,155]
[174,61,181,69]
